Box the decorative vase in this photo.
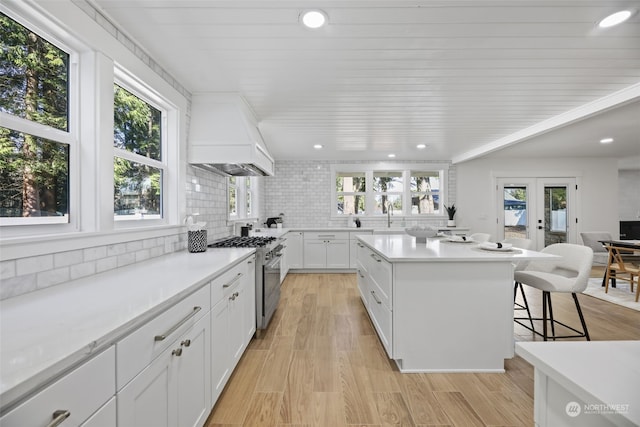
[447,220,456,227]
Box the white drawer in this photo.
[1,347,115,427]
[370,269,392,311]
[368,289,393,358]
[210,260,247,307]
[116,285,209,389]
[304,231,349,240]
[368,251,392,307]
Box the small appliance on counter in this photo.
[264,216,282,228]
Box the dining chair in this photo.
[514,243,593,341]
[603,243,640,302]
[580,231,613,287]
[503,237,534,330]
[469,233,491,243]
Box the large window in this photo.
[332,164,448,218]
[113,84,164,220]
[0,12,72,225]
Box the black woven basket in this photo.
[188,230,207,253]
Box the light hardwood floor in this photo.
[206,271,640,427]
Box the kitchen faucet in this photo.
[386,201,393,227]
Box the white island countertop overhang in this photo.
[356,234,558,263]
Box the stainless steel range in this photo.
[208,236,283,331]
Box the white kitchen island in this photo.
[356,234,557,373]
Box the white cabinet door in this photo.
[176,313,211,427]
[118,314,211,427]
[286,232,304,268]
[228,284,245,365]
[303,239,326,268]
[326,240,349,268]
[244,255,257,343]
[210,297,230,404]
[118,348,174,427]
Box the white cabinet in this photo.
[303,231,350,268]
[118,312,211,427]
[210,256,255,404]
[349,230,372,268]
[286,231,304,269]
[280,236,289,283]
[0,346,115,427]
[355,244,394,358]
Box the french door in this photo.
[497,177,577,250]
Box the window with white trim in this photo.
[331,164,448,218]
[0,12,74,227]
[113,83,165,221]
[228,176,258,220]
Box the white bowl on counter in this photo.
[405,227,438,243]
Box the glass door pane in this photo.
[503,186,528,239]
[543,185,568,246]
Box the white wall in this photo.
[455,156,620,240]
[618,169,640,221]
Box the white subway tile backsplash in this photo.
[96,256,118,273]
[107,243,127,257]
[0,274,37,300]
[16,255,54,276]
[1,260,16,279]
[54,250,84,268]
[70,262,96,281]
[83,246,107,262]
[37,267,70,290]
[117,253,136,268]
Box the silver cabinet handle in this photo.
[229,291,239,301]
[47,410,70,427]
[357,269,365,278]
[181,339,191,347]
[370,253,381,262]
[318,234,335,238]
[154,306,201,341]
[223,272,243,288]
[371,290,382,304]
[172,348,183,357]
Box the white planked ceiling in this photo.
[92,0,640,163]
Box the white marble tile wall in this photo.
[264,160,456,229]
[618,169,640,221]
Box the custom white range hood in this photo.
[188,93,275,176]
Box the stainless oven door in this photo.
[262,253,282,329]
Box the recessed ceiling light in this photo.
[416,144,427,149]
[313,144,323,149]
[388,154,396,158]
[301,9,328,29]
[598,10,632,28]
[600,137,614,144]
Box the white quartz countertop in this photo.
[516,341,640,426]
[357,234,558,262]
[0,247,254,411]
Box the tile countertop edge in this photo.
[0,248,255,414]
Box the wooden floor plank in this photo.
[207,272,640,427]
